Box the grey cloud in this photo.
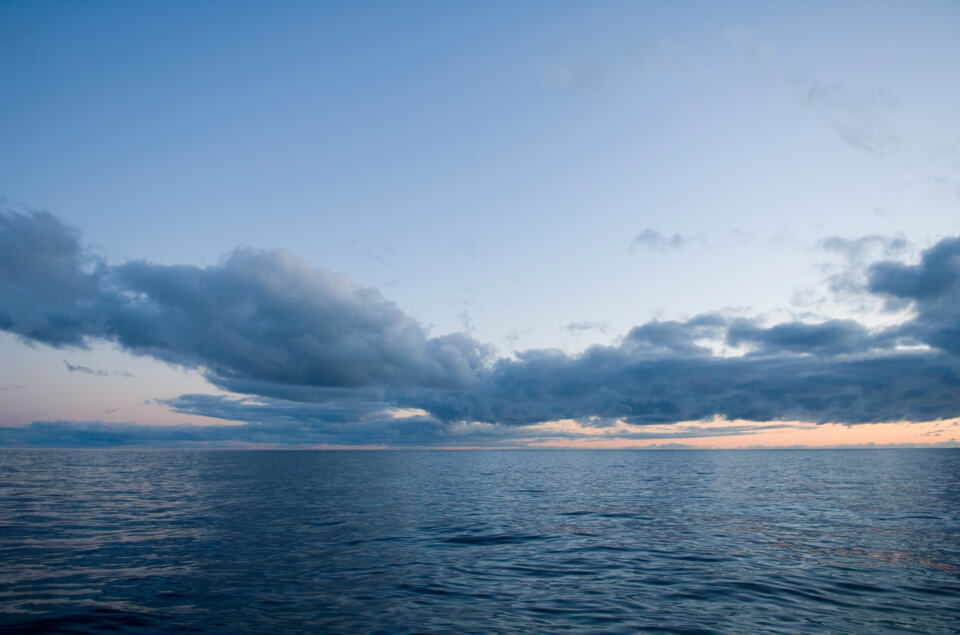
[868,237,960,357]
[3,209,960,447]
[869,237,960,302]
[64,360,108,376]
[112,252,490,390]
[725,319,884,357]
[820,234,910,297]
[458,310,476,333]
[565,321,610,334]
[821,235,908,262]
[0,412,793,449]
[414,344,959,428]
[164,393,391,428]
[0,209,491,397]
[0,210,111,346]
[0,420,225,448]
[623,314,726,356]
[64,360,131,378]
[628,229,692,253]
[504,328,532,345]
[836,123,896,155]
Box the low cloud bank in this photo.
[2,209,960,446]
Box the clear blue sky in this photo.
[1,1,959,446]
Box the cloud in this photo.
[0,210,108,347]
[725,318,881,356]
[564,321,610,334]
[63,360,132,377]
[415,339,958,428]
[835,122,896,155]
[0,412,795,449]
[628,229,693,253]
[868,236,960,357]
[728,31,900,156]
[817,234,911,301]
[820,235,909,263]
[0,209,491,396]
[63,360,108,376]
[3,209,960,446]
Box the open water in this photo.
[0,449,958,633]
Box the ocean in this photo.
[1,449,958,633]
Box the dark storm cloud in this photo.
[2,209,960,446]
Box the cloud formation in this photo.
[2,209,960,446]
[0,210,490,395]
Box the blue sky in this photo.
[2,1,959,447]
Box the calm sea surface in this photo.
[0,449,958,633]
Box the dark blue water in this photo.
[1,449,958,633]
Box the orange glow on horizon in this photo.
[522,417,960,449]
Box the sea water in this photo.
[1,449,958,633]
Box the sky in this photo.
[1,1,959,448]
